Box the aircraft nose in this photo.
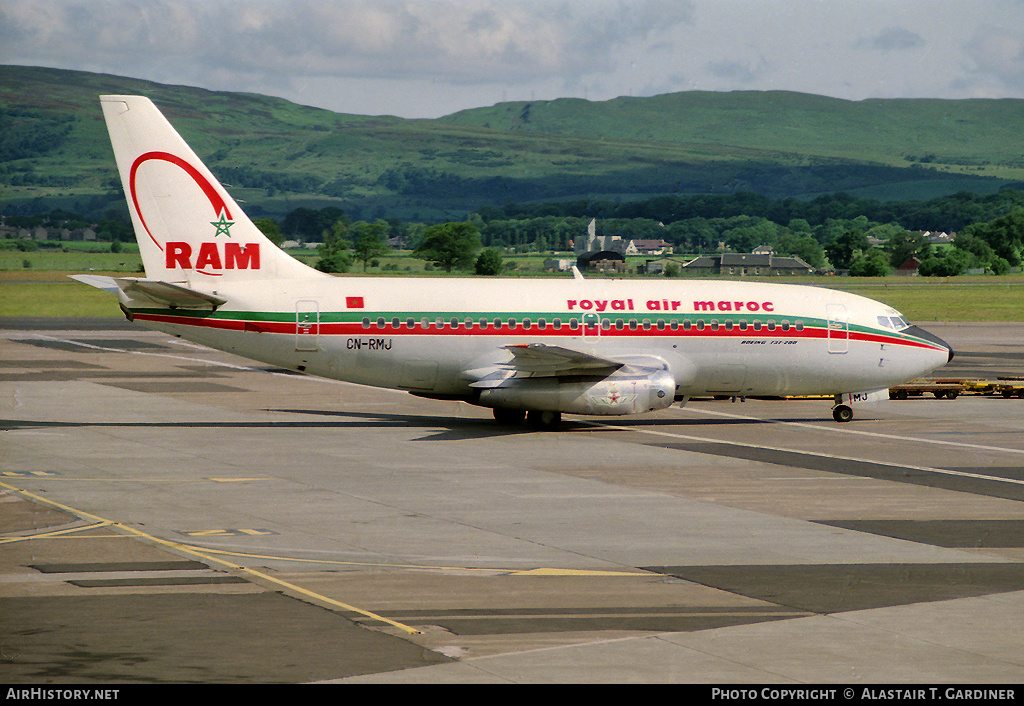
[904,325,954,363]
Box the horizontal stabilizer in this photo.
[70,274,225,309]
[114,278,227,308]
[68,274,121,295]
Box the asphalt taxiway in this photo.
[2,319,1023,683]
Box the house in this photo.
[544,258,575,272]
[626,239,672,256]
[642,256,688,275]
[682,252,814,276]
[896,257,921,276]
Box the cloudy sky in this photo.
[2,0,1023,118]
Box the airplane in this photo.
[74,95,953,430]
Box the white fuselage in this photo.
[127,275,951,402]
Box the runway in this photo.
[2,319,1023,683]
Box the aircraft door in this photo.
[296,299,319,351]
[827,303,849,354]
[582,311,600,341]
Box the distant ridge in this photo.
[2,65,1022,220]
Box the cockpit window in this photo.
[879,315,910,331]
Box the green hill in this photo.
[2,65,1022,222]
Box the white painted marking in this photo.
[685,405,1024,457]
[586,419,1024,489]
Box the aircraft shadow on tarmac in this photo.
[0,406,794,443]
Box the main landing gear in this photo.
[831,393,854,423]
[831,404,854,423]
[492,407,562,431]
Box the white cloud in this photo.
[1,0,1023,117]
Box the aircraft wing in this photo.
[503,343,624,375]
[467,343,625,389]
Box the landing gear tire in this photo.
[526,410,562,431]
[492,407,526,425]
[832,404,854,423]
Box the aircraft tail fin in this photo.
[100,95,322,284]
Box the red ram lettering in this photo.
[163,241,262,270]
[195,242,222,270]
[166,241,192,269]
[225,243,259,269]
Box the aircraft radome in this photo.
[74,95,953,430]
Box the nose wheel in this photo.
[832,404,854,423]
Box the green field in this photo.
[3,254,1023,321]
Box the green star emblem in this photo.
[211,212,234,237]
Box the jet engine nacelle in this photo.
[478,370,676,416]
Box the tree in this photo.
[918,249,973,277]
[413,221,481,273]
[315,220,352,273]
[848,248,891,276]
[351,220,390,271]
[825,229,870,270]
[254,217,284,247]
[475,248,504,275]
[887,230,931,268]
